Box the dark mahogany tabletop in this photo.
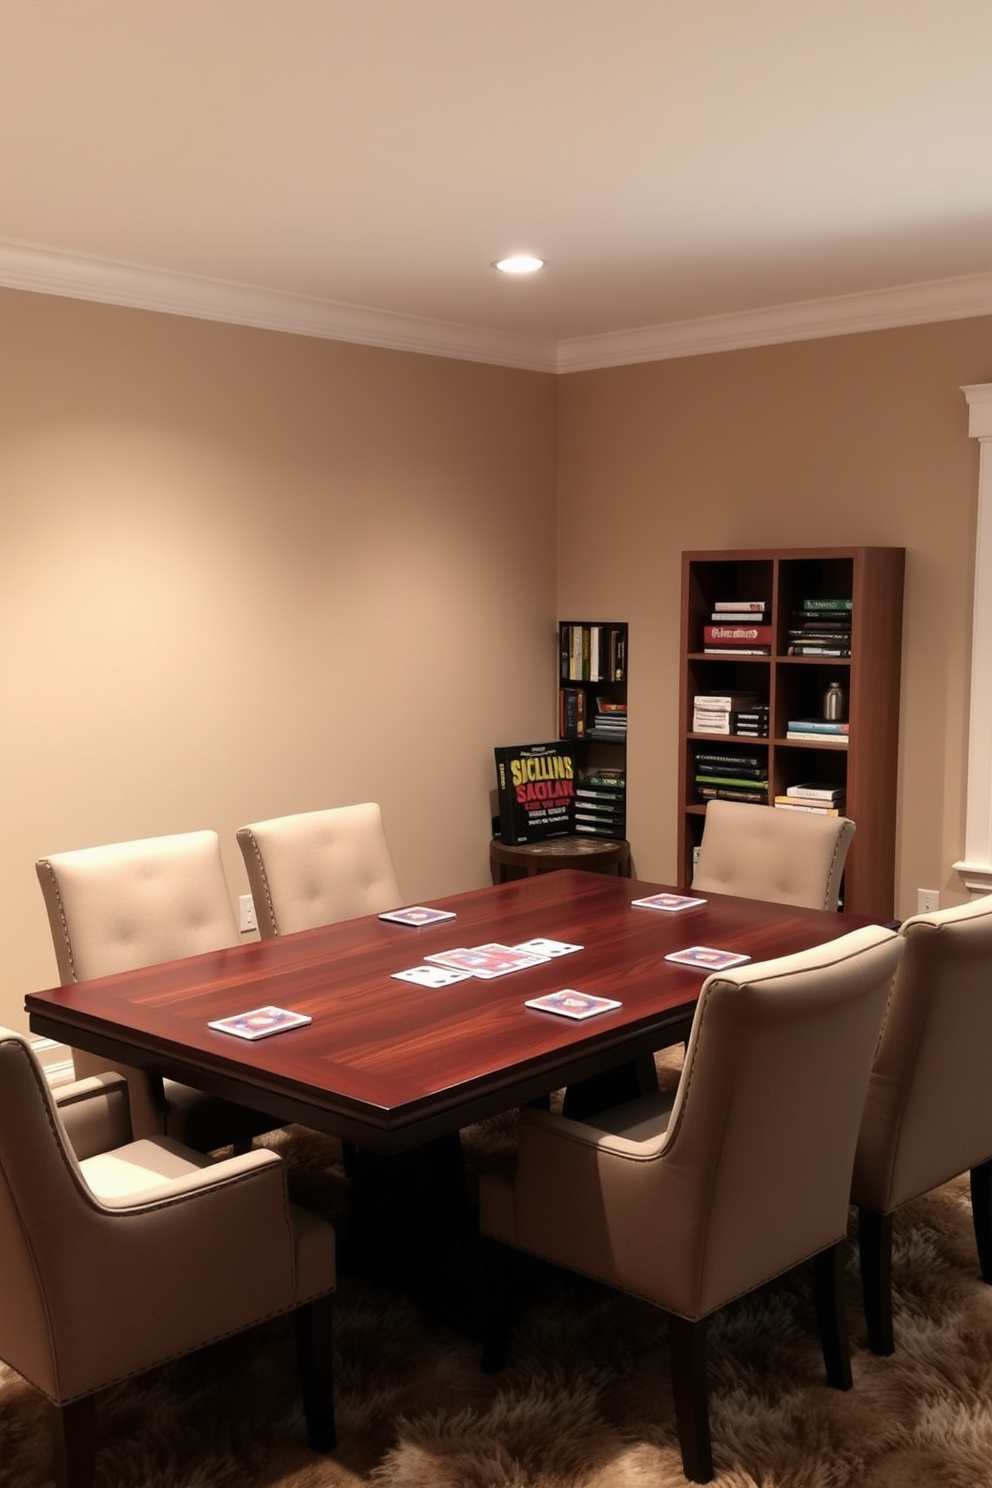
[26,871,872,1153]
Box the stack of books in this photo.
[573,769,626,838]
[785,719,849,745]
[731,702,770,737]
[694,748,768,805]
[558,687,587,739]
[702,599,772,655]
[773,782,846,815]
[692,690,761,735]
[787,597,852,656]
[587,697,627,741]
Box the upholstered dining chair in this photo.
[36,830,278,1149]
[692,798,856,911]
[852,894,992,1355]
[0,1026,336,1488]
[236,802,402,937]
[479,925,904,1483]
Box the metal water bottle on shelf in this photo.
[823,680,847,722]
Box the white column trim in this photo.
[954,384,992,896]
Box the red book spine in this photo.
[702,624,774,645]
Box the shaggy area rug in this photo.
[4,1073,992,1487]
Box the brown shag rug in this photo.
[4,1054,992,1487]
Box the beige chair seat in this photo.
[0,1030,336,1488]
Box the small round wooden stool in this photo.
[489,835,631,884]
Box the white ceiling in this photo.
[3,0,992,371]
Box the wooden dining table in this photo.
[25,869,875,1154]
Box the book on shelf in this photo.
[696,770,766,785]
[803,597,853,611]
[786,720,849,735]
[790,613,852,632]
[693,705,769,735]
[788,643,851,656]
[733,710,770,731]
[786,782,846,802]
[693,713,769,736]
[708,609,770,625]
[773,797,843,815]
[693,690,760,711]
[695,751,767,776]
[560,623,626,683]
[574,815,625,835]
[574,814,625,834]
[787,635,852,648]
[575,780,625,803]
[696,772,769,790]
[574,819,626,838]
[558,687,587,739]
[706,647,773,655]
[712,600,768,613]
[692,714,734,735]
[702,624,773,648]
[786,731,849,745]
[585,767,625,787]
[589,707,627,731]
[494,741,575,844]
[575,784,625,803]
[698,784,769,804]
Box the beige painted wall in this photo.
[0,289,558,1030]
[4,289,989,1036]
[558,316,992,920]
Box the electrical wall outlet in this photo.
[239,894,257,933]
[917,888,940,915]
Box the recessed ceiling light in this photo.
[493,255,545,274]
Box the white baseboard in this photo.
[31,1036,75,1087]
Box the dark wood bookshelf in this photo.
[678,548,905,920]
[558,620,628,842]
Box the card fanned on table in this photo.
[391,964,473,988]
[208,1005,312,1040]
[379,906,457,926]
[525,989,622,1019]
[514,937,583,957]
[631,893,707,912]
[665,946,751,970]
[425,943,550,978]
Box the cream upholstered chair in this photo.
[236,802,402,937]
[36,830,278,1148]
[852,895,992,1355]
[479,925,904,1483]
[692,798,856,911]
[0,1027,336,1488]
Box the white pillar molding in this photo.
[954,384,992,896]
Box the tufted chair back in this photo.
[236,803,402,936]
[692,798,855,911]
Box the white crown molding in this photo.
[0,239,559,373]
[963,381,992,439]
[2,238,992,374]
[557,270,992,373]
